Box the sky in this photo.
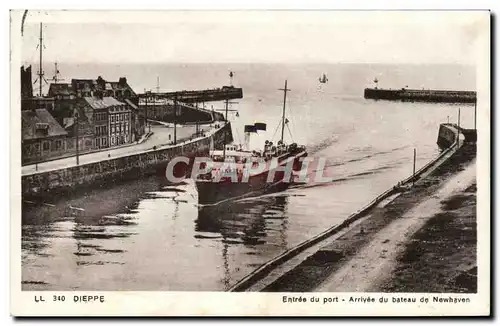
[17,10,486,65]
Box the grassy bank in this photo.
[378,183,477,293]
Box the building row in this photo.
[21,67,146,165]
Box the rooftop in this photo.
[84,96,125,110]
[124,98,139,110]
[22,109,68,141]
[48,83,74,96]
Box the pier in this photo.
[364,88,477,103]
[138,86,243,104]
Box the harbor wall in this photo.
[364,88,476,103]
[141,87,243,104]
[22,123,233,198]
[437,123,477,149]
[139,102,223,124]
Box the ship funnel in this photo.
[254,122,266,131]
[244,125,257,150]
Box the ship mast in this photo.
[222,99,229,159]
[50,62,64,84]
[279,80,290,143]
[37,22,44,97]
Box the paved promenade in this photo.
[22,124,216,176]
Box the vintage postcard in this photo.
[10,10,490,316]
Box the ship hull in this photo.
[196,150,307,205]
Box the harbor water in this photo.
[22,63,476,291]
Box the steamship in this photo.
[195,80,308,205]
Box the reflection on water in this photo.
[196,196,289,289]
[196,196,287,246]
[21,179,295,291]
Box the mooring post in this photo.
[75,112,80,166]
[413,148,416,186]
[474,100,477,130]
[458,107,461,148]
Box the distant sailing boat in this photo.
[319,73,328,84]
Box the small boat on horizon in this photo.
[319,73,328,84]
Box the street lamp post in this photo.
[75,111,80,166]
[174,94,177,145]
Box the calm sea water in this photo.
[22,63,476,291]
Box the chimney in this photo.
[118,77,127,86]
[35,122,49,135]
[97,76,105,89]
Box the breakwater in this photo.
[138,86,243,104]
[437,123,477,149]
[21,123,233,199]
[364,88,476,103]
[140,101,220,124]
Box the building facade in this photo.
[124,99,145,141]
[21,109,68,164]
[108,100,132,146]
[21,73,144,164]
[83,96,131,148]
[63,105,95,153]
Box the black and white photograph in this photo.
[10,9,490,316]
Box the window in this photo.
[111,125,115,134]
[67,140,74,149]
[117,124,121,133]
[34,143,40,152]
[95,126,99,135]
[111,115,115,122]
[42,141,49,151]
[55,140,62,150]
[102,138,107,146]
[111,136,115,145]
